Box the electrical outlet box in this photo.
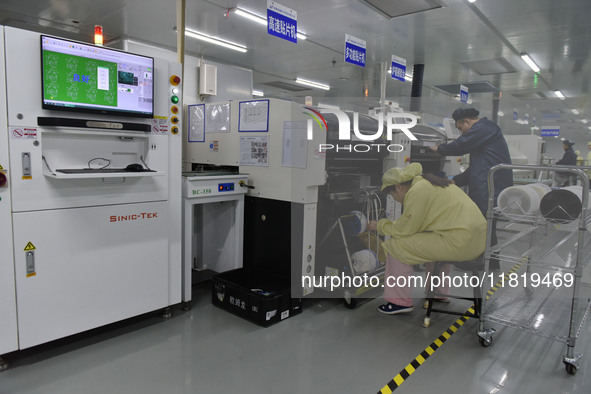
[199,63,217,95]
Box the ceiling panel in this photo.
[359,0,443,19]
[0,0,589,141]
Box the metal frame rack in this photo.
[476,164,591,375]
[317,188,386,308]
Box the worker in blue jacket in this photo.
[430,108,513,216]
[553,139,577,186]
[430,108,512,270]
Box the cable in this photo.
[88,158,111,169]
[42,155,53,173]
[140,156,151,171]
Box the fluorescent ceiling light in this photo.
[571,108,580,115]
[252,90,264,97]
[498,111,504,117]
[234,7,307,40]
[520,53,540,72]
[296,77,330,90]
[185,28,247,52]
[235,8,267,26]
[581,119,588,124]
[554,90,565,99]
[468,0,476,2]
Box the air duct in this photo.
[410,64,424,112]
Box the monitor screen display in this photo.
[41,35,154,118]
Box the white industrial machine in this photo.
[505,135,545,180]
[184,98,326,297]
[0,27,183,367]
[505,135,544,165]
[0,27,18,370]
[181,172,248,304]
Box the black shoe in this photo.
[377,303,414,315]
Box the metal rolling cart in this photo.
[476,164,591,375]
[316,188,386,308]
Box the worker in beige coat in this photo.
[366,163,487,314]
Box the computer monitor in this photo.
[41,35,154,118]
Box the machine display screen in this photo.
[41,35,154,118]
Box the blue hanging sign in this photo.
[540,126,560,137]
[391,55,406,81]
[267,1,297,43]
[344,34,366,67]
[460,84,469,103]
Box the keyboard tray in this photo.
[55,168,155,174]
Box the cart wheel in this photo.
[565,363,578,375]
[182,301,192,311]
[423,317,431,328]
[344,297,358,309]
[479,336,493,347]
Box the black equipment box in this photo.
[211,268,302,327]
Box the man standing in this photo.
[429,108,512,216]
[553,139,577,186]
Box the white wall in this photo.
[120,40,253,106]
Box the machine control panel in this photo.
[218,182,235,192]
[182,174,248,198]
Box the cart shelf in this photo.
[477,164,591,375]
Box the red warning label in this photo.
[151,117,169,134]
[11,127,37,139]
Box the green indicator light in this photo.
[534,74,538,88]
[171,95,179,104]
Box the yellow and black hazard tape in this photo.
[377,314,471,394]
[377,258,525,394]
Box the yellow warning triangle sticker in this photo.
[24,242,36,251]
[0,164,4,170]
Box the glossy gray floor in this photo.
[1,280,590,394]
